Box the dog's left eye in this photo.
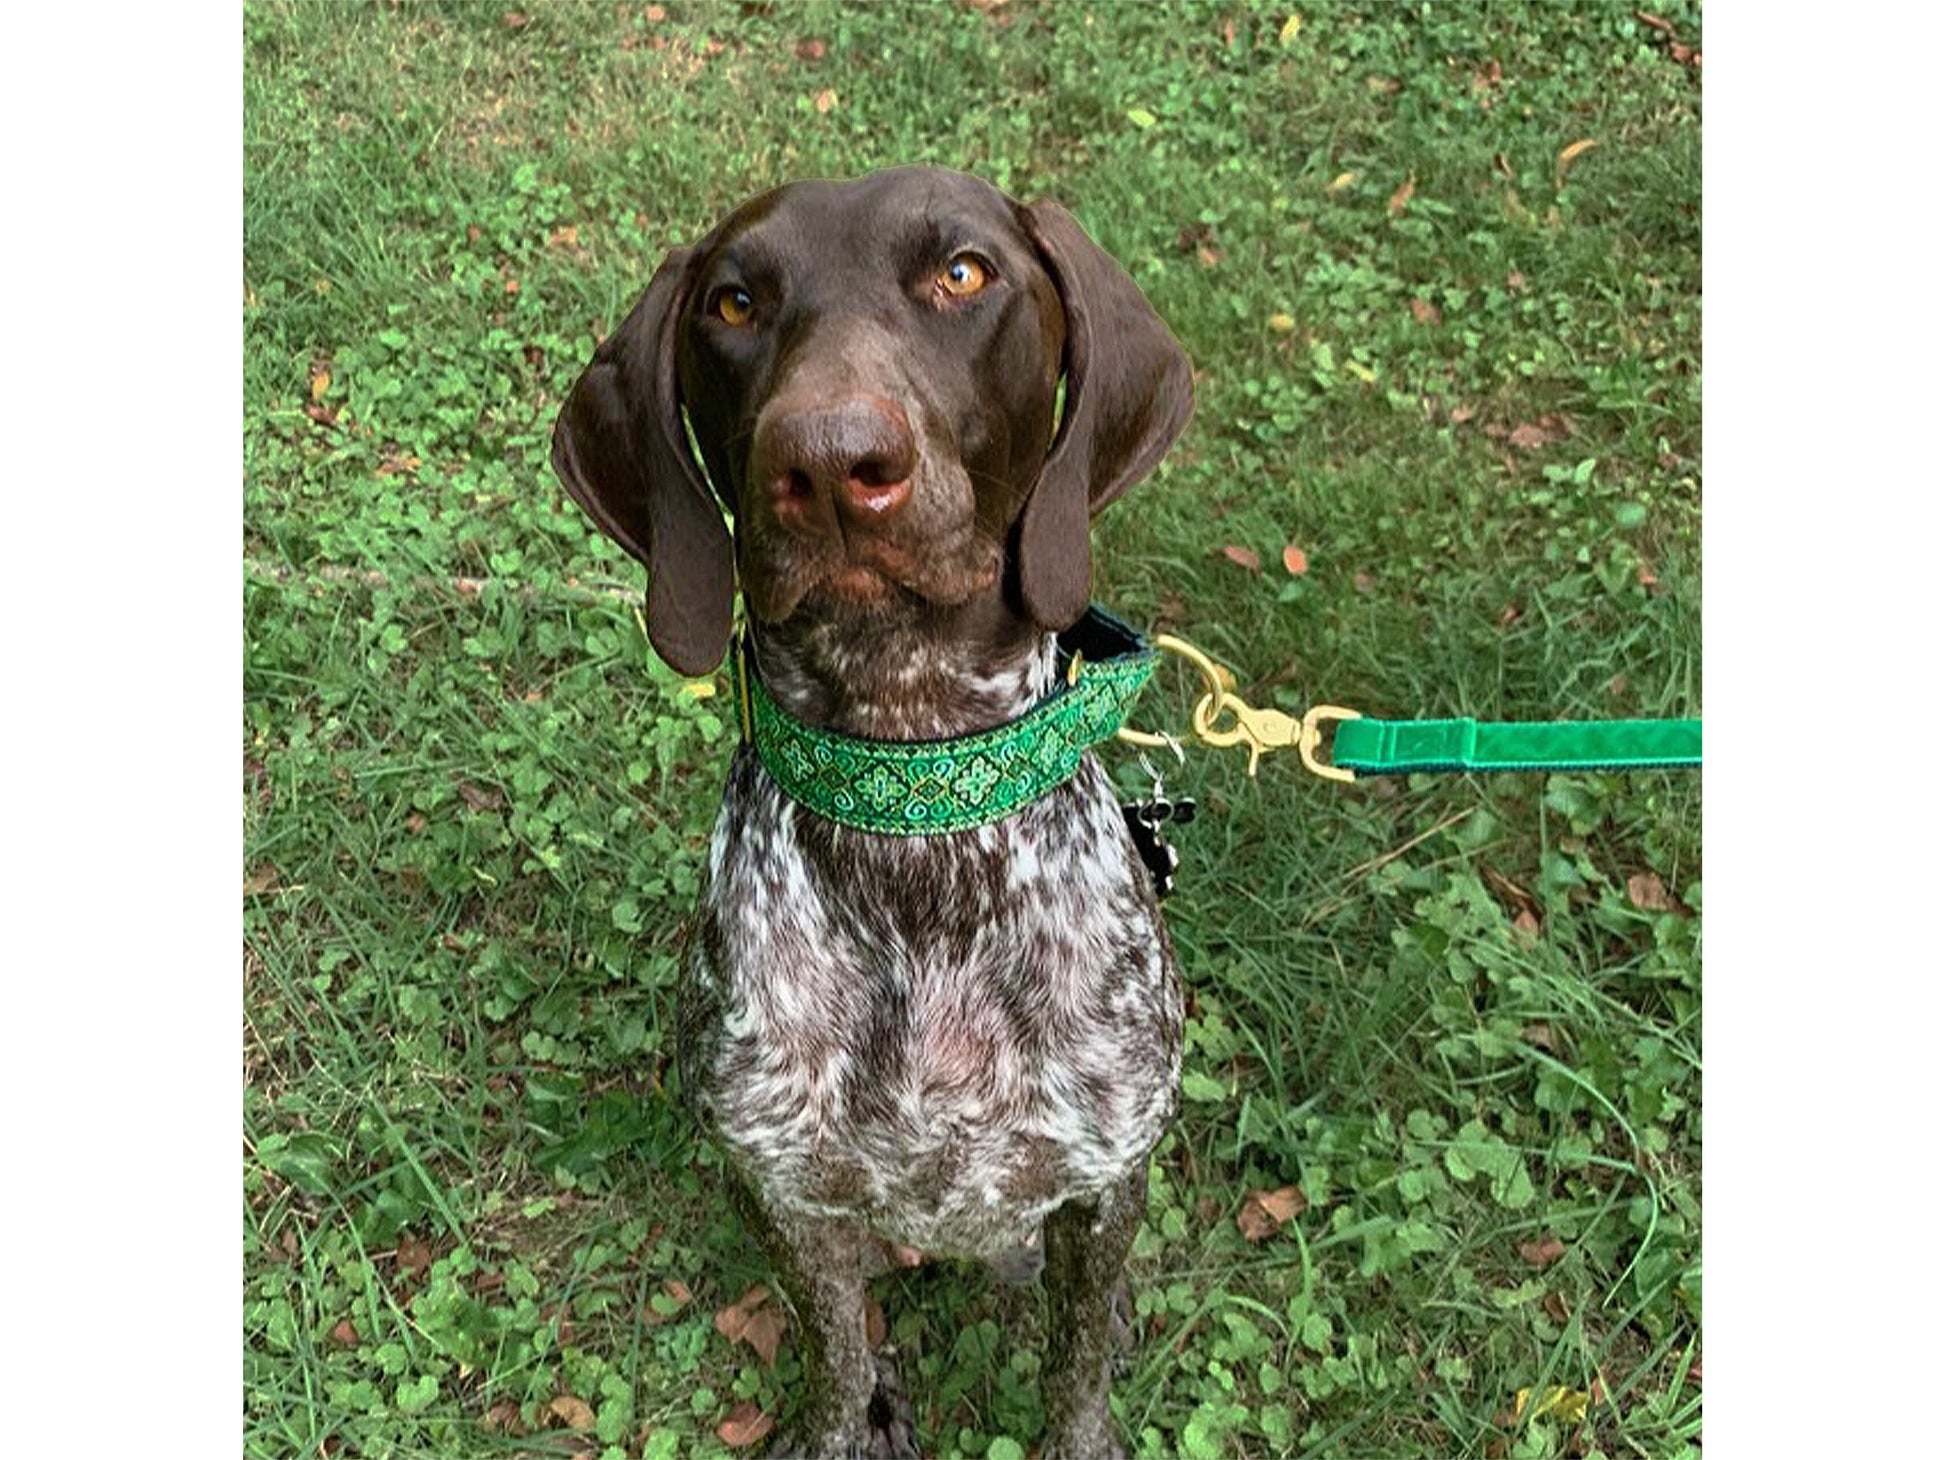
[936,255,990,298]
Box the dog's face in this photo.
[554,166,1192,675]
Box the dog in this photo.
[553,166,1193,1458]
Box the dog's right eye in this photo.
[710,286,755,326]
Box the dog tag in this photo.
[1122,795,1195,899]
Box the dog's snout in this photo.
[756,396,917,532]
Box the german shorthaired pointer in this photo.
[553,166,1193,1458]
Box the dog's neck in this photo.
[747,593,1057,742]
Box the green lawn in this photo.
[243,3,1701,1456]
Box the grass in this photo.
[243,2,1702,1456]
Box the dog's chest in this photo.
[681,751,1182,1257]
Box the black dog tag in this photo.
[1122,795,1196,899]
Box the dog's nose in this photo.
[754,396,916,532]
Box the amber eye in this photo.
[711,286,754,326]
[937,255,989,299]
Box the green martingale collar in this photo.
[732,607,1158,836]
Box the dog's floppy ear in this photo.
[1016,199,1194,631]
[552,247,734,677]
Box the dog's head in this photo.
[552,166,1193,676]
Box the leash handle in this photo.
[1329,716,1701,776]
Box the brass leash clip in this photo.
[1119,633,1364,781]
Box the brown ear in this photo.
[551,248,734,676]
[1016,199,1194,631]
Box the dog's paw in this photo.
[864,1351,919,1458]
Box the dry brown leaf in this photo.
[741,1304,788,1366]
[548,1394,596,1430]
[1282,545,1309,575]
[795,37,827,61]
[644,3,667,18]
[330,1319,359,1346]
[1387,175,1415,218]
[1519,1235,1568,1269]
[1636,561,1660,588]
[244,865,279,896]
[1222,544,1262,573]
[814,88,838,113]
[395,1234,433,1280]
[310,371,331,400]
[1353,572,1377,595]
[717,1401,776,1449]
[1507,423,1549,450]
[1513,907,1542,944]
[1410,298,1442,326]
[863,1294,887,1348]
[1626,872,1674,912]
[481,1399,523,1434]
[1556,138,1598,182]
[1237,1185,1307,1242]
[714,1284,771,1344]
[1634,10,1676,35]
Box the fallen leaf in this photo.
[395,1233,433,1280]
[1517,1026,1560,1059]
[863,1294,887,1348]
[457,782,506,812]
[1327,171,1357,192]
[644,3,666,19]
[1515,1386,1589,1426]
[481,1399,523,1434]
[1388,175,1415,217]
[1542,1291,1571,1324]
[310,371,331,400]
[715,1284,772,1346]
[548,1394,596,1430]
[1556,138,1598,182]
[1635,10,1676,35]
[1670,41,1699,67]
[1626,872,1674,912]
[1278,13,1303,45]
[1506,269,1526,292]
[1448,403,1475,425]
[1282,545,1309,575]
[1353,572,1377,595]
[794,37,826,61]
[717,1401,776,1449]
[1636,561,1660,588]
[1410,298,1442,326]
[742,1303,788,1366]
[1512,907,1542,943]
[1267,312,1296,332]
[1221,545,1262,573]
[814,88,838,113]
[1519,1235,1567,1269]
[244,865,279,896]
[502,10,528,27]
[330,1319,359,1346]
[1237,1185,1307,1241]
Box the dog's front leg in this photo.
[728,1174,890,1458]
[1039,1163,1147,1460]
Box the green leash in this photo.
[1328,715,1700,776]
